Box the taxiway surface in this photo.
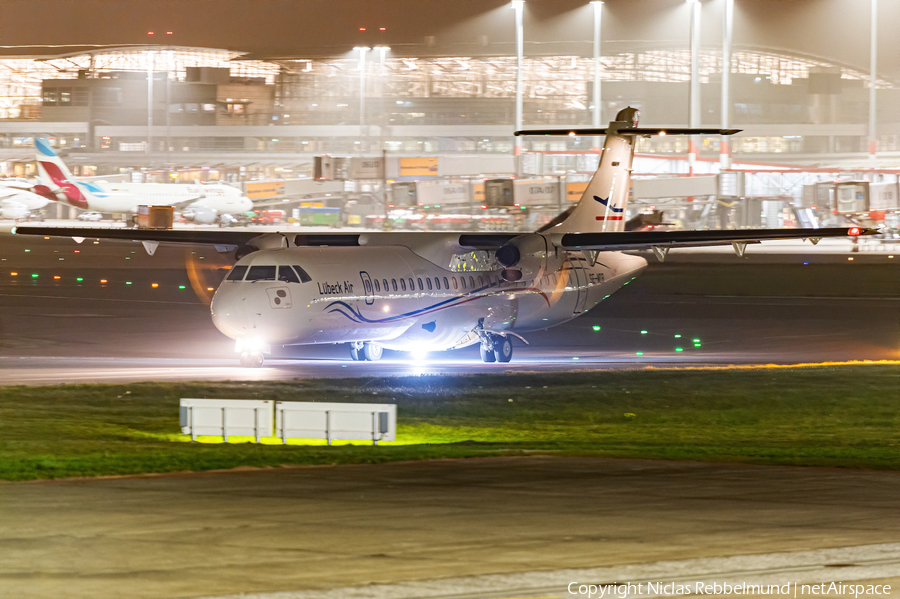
[0,231,897,383]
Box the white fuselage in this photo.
[77,182,252,215]
[210,245,647,352]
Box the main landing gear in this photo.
[350,341,383,361]
[239,351,265,368]
[479,333,513,364]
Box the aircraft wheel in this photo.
[350,345,362,361]
[480,344,496,363]
[241,352,264,368]
[363,342,383,361]
[494,337,513,363]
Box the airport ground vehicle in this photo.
[77,211,102,221]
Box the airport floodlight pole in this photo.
[355,47,370,141]
[688,0,701,175]
[146,50,155,159]
[512,0,524,162]
[591,1,603,151]
[720,0,733,170]
[868,0,878,169]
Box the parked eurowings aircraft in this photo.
[32,137,253,224]
[15,108,873,367]
[0,186,51,220]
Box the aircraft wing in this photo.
[12,225,873,254]
[557,226,874,251]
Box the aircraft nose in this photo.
[210,286,248,339]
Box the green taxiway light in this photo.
[592,325,601,331]
[640,330,648,335]
[76,277,83,282]
[126,281,132,285]
[31,273,38,278]
[179,285,186,289]
[24,249,30,252]
[674,334,682,338]
[675,348,683,352]
[694,344,701,347]
[636,351,643,356]
[693,338,700,343]
[572,357,580,360]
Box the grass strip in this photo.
[0,364,898,481]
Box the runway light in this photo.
[636,352,643,356]
[592,325,601,331]
[572,357,580,360]
[674,334,682,338]
[889,255,894,259]
[44,237,49,240]
[76,277,83,282]
[207,287,214,291]
[641,330,647,334]
[126,281,132,285]
[10,272,16,276]
[151,283,159,288]
[848,257,854,261]
[675,348,683,352]
[53,276,60,280]
[24,249,30,252]
[74,250,79,253]
[31,273,38,278]
[100,279,107,284]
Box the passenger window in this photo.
[292,265,312,283]
[478,276,484,287]
[469,276,475,289]
[374,279,380,292]
[417,278,423,291]
[434,277,440,290]
[443,276,449,289]
[426,278,433,291]
[277,266,300,283]
[383,279,389,292]
[452,277,458,290]
[226,265,248,281]
[392,279,398,292]
[409,278,415,291]
[400,278,407,291]
[245,265,276,281]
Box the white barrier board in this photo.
[180,398,274,441]
[276,401,397,444]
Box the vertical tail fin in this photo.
[517,110,741,236]
[34,137,90,209]
[552,107,640,234]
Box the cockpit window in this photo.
[226,265,248,281]
[245,265,276,281]
[292,265,312,283]
[277,266,300,284]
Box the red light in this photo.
[514,203,520,207]
[848,227,861,236]
[147,31,154,35]
[811,206,818,210]
[481,205,487,209]
[388,204,394,208]
[380,27,386,31]
[166,31,173,35]
[359,27,366,31]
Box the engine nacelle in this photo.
[0,201,29,220]
[182,205,218,224]
[495,233,563,282]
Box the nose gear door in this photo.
[266,286,292,309]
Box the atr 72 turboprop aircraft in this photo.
[32,138,253,224]
[15,108,873,367]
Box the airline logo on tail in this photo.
[34,138,90,209]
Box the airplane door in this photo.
[570,258,588,315]
[359,271,374,305]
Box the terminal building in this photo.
[0,0,897,229]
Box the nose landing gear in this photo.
[350,341,383,361]
[239,351,265,368]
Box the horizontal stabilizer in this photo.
[515,127,742,137]
[559,227,875,251]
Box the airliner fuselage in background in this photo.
[32,138,253,223]
[15,108,872,366]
